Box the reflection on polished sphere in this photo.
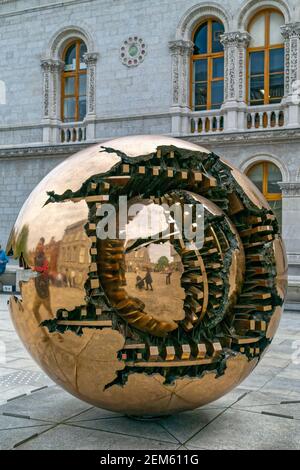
[8,135,287,416]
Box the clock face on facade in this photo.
[8,135,287,416]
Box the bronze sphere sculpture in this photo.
[8,136,287,416]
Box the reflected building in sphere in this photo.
[0,0,299,305]
[56,220,90,289]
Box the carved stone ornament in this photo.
[120,37,147,67]
[220,31,251,48]
[279,182,300,197]
[281,23,300,39]
[280,23,300,95]
[169,39,194,56]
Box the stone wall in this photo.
[0,154,65,245]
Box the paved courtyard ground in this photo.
[0,294,300,450]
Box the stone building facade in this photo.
[0,0,300,304]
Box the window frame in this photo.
[246,9,284,106]
[61,39,87,123]
[190,18,224,111]
[247,161,282,202]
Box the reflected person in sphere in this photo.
[32,237,52,322]
[166,268,172,285]
[135,273,145,290]
[0,245,9,275]
[144,268,153,291]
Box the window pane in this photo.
[270,48,284,73]
[80,42,87,70]
[268,199,282,232]
[250,51,265,75]
[249,12,265,47]
[213,57,224,78]
[268,163,282,193]
[269,12,284,45]
[79,74,87,95]
[64,44,76,71]
[194,83,207,108]
[194,22,207,55]
[269,73,284,101]
[250,75,265,103]
[211,80,224,107]
[194,59,207,82]
[247,164,263,193]
[64,77,75,95]
[212,21,224,53]
[79,96,86,121]
[64,97,76,121]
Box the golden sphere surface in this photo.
[8,136,287,416]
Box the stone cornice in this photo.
[40,57,64,72]
[83,52,99,65]
[0,0,95,19]
[279,182,300,196]
[169,40,194,56]
[2,127,300,159]
[0,143,89,160]
[281,23,300,39]
[186,127,300,147]
[220,31,251,48]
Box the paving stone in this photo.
[157,408,223,443]
[258,356,290,369]
[232,391,300,420]
[232,390,288,409]
[65,407,120,422]
[67,415,180,444]
[3,358,40,371]
[237,368,277,390]
[0,424,53,450]
[186,408,300,450]
[0,370,52,389]
[260,376,300,399]
[200,388,251,409]
[0,413,52,430]
[0,368,21,377]
[0,385,41,404]
[16,423,180,450]
[276,367,300,380]
[0,386,91,423]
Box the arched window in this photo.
[61,39,87,122]
[247,162,282,228]
[247,9,284,106]
[191,19,224,111]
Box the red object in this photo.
[34,259,49,274]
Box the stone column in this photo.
[220,32,250,132]
[83,52,99,141]
[40,58,64,143]
[281,23,300,128]
[41,59,52,121]
[279,182,300,306]
[169,39,194,135]
[280,182,300,255]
